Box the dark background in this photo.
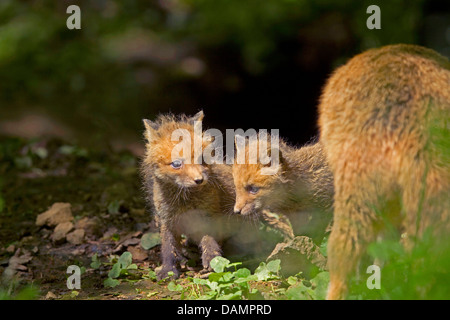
[0,0,449,154]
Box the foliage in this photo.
[103,251,138,288]
[165,256,330,300]
[0,0,434,144]
[0,277,40,301]
[167,257,278,300]
[284,272,329,300]
[347,231,450,300]
[140,232,161,250]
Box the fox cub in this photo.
[232,135,334,242]
[141,111,234,280]
[318,44,450,299]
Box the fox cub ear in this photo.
[189,110,204,124]
[143,119,158,141]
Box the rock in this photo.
[51,221,74,243]
[66,229,85,245]
[36,203,73,227]
[75,216,101,236]
[267,236,327,278]
[45,291,58,300]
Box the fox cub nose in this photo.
[194,178,204,185]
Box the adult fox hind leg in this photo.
[325,163,382,300]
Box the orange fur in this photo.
[318,44,450,299]
[140,111,235,279]
[232,135,334,242]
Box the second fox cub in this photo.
[319,44,450,299]
[232,135,334,242]
[141,111,234,280]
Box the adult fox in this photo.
[318,44,450,299]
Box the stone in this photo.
[51,221,74,243]
[36,203,73,227]
[45,291,58,300]
[66,229,85,245]
[75,216,101,236]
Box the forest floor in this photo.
[0,136,328,300]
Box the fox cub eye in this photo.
[170,159,183,169]
[245,185,260,195]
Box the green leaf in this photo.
[197,292,217,300]
[103,277,120,288]
[254,260,281,281]
[227,262,242,270]
[34,147,48,159]
[287,276,298,286]
[127,264,138,270]
[221,272,234,283]
[108,263,121,279]
[209,256,230,273]
[90,253,101,269]
[208,272,229,283]
[145,270,157,280]
[217,290,242,300]
[140,232,161,250]
[167,281,183,292]
[107,200,121,214]
[207,281,219,292]
[80,266,86,275]
[234,268,251,278]
[118,251,132,269]
[193,278,209,286]
[234,275,258,283]
[286,285,310,300]
[266,259,281,273]
[310,272,330,300]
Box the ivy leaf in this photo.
[208,272,228,283]
[107,200,121,214]
[127,263,138,270]
[90,253,101,269]
[140,232,161,250]
[209,256,230,273]
[310,272,330,300]
[167,281,183,292]
[286,285,310,300]
[217,290,242,300]
[266,259,281,273]
[108,263,121,279]
[234,268,251,279]
[104,277,120,288]
[118,251,132,269]
[254,259,281,281]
